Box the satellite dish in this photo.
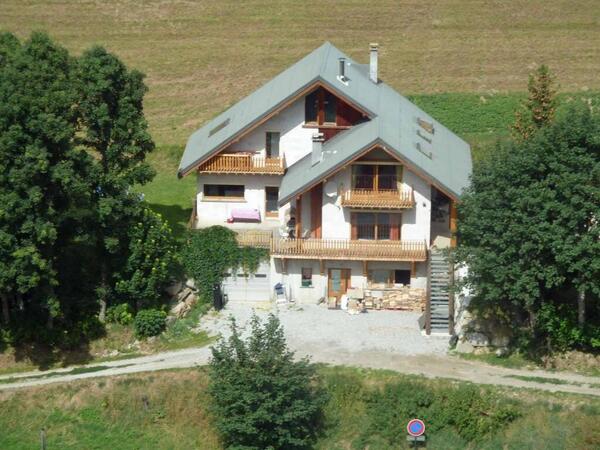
[324,180,337,198]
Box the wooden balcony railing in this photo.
[198,153,284,175]
[341,188,414,209]
[236,230,272,249]
[271,238,427,261]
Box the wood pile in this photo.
[363,287,425,312]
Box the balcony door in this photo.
[328,268,350,299]
[266,132,280,158]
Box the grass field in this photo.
[3,0,599,232]
[2,0,600,147]
[0,366,598,449]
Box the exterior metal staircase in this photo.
[425,248,454,335]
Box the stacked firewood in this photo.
[363,287,425,312]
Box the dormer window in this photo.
[304,88,337,125]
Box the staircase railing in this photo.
[425,248,432,335]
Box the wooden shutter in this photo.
[351,213,358,240]
[310,183,322,238]
[390,213,401,240]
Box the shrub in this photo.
[208,314,327,450]
[133,309,166,338]
[106,303,134,325]
[355,380,520,447]
[115,208,179,311]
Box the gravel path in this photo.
[1,302,599,396]
[199,302,450,358]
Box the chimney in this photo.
[369,43,378,83]
[311,132,325,166]
[338,57,346,81]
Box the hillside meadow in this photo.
[3,0,600,232]
[0,366,599,449]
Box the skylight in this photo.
[209,118,230,137]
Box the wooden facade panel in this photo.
[310,183,323,238]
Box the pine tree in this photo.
[512,64,557,141]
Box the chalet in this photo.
[178,43,472,334]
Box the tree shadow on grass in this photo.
[146,203,192,239]
[9,327,106,372]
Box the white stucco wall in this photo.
[401,168,431,245]
[321,169,351,239]
[277,259,427,304]
[195,173,283,229]
[227,97,314,168]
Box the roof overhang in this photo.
[177,78,375,178]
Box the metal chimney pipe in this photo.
[338,57,346,81]
[369,43,379,83]
[311,132,325,166]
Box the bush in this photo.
[106,303,134,325]
[133,309,166,338]
[355,380,520,447]
[209,314,327,450]
[115,207,179,311]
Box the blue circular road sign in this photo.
[407,418,426,437]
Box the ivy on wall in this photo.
[182,226,268,302]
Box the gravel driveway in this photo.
[198,301,450,358]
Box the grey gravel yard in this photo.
[198,301,450,359]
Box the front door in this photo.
[327,268,350,299]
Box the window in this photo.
[368,269,390,286]
[352,165,375,189]
[352,164,399,191]
[265,186,279,217]
[204,184,245,199]
[378,165,397,190]
[324,91,337,123]
[304,88,338,125]
[266,132,280,158]
[394,270,411,285]
[356,212,375,239]
[377,213,391,240]
[368,269,411,287]
[301,268,313,287]
[353,212,400,240]
[305,91,319,123]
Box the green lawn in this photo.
[0,366,598,449]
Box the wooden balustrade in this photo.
[341,188,414,209]
[198,153,284,175]
[271,238,427,261]
[236,230,272,249]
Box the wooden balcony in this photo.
[341,188,414,209]
[271,238,427,262]
[236,230,272,249]
[198,153,284,175]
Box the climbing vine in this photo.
[181,226,268,302]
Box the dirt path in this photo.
[1,304,599,394]
[1,345,599,396]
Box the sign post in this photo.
[406,418,426,448]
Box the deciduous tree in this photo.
[76,46,155,320]
[0,32,93,335]
[457,102,600,351]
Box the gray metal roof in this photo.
[179,42,472,200]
